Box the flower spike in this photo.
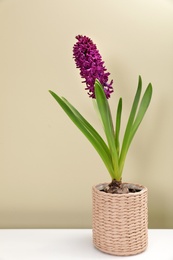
[73,35,113,99]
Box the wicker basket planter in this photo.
[92,183,148,256]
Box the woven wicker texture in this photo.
[92,183,148,256]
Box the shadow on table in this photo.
[48,230,116,259]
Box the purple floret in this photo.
[73,35,113,99]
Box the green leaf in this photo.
[61,97,110,157]
[119,76,142,175]
[128,83,152,147]
[49,90,115,178]
[115,98,122,156]
[94,80,119,179]
[119,77,153,176]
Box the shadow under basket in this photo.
[92,183,148,256]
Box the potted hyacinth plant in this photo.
[49,35,152,256]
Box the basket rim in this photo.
[93,182,147,197]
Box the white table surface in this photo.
[0,229,172,260]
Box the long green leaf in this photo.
[119,76,142,175]
[49,90,115,178]
[62,97,110,157]
[94,80,119,179]
[128,83,152,148]
[115,98,122,156]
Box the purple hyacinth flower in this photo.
[73,35,113,99]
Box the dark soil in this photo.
[101,179,141,194]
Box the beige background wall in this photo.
[0,0,173,228]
